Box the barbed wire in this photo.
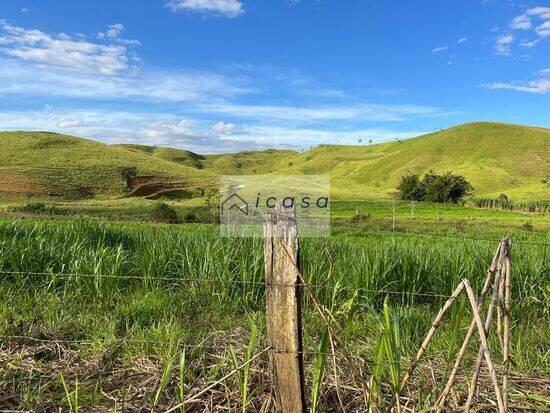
[0,269,485,299]
[1,270,546,306]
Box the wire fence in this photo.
[1,269,546,308]
[1,210,549,247]
[1,233,548,409]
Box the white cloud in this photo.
[56,119,82,128]
[484,69,550,94]
[526,6,550,20]
[0,57,251,102]
[485,79,550,93]
[212,121,237,134]
[0,21,458,153]
[166,0,244,17]
[519,39,539,48]
[432,45,447,53]
[0,108,430,153]
[457,37,468,44]
[106,23,124,39]
[97,23,141,46]
[535,20,550,37]
[0,21,138,75]
[508,6,550,44]
[20,8,29,13]
[510,14,532,30]
[494,34,514,55]
[201,102,444,123]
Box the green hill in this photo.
[0,131,215,199]
[1,122,548,200]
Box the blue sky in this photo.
[0,0,549,153]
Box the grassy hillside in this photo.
[277,122,550,199]
[1,122,548,200]
[0,132,215,199]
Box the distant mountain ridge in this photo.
[1,122,548,200]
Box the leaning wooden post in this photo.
[435,241,503,411]
[264,202,307,413]
[502,238,512,411]
[463,279,505,413]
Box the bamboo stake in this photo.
[463,279,505,413]
[464,242,507,412]
[496,265,505,349]
[435,242,503,410]
[386,281,466,412]
[503,239,512,411]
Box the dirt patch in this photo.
[0,172,48,195]
[127,176,180,190]
[125,176,194,198]
[1,337,548,412]
[128,182,188,197]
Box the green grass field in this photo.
[0,213,548,411]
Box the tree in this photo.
[397,170,473,204]
[119,166,137,190]
[422,171,473,203]
[397,174,424,201]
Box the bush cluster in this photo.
[397,171,473,203]
[12,202,69,216]
[150,202,180,224]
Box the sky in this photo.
[0,0,549,153]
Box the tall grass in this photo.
[0,218,548,410]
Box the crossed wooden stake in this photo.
[391,238,512,413]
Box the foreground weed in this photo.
[176,349,186,413]
[311,327,329,413]
[60,373,79,413]
[153,351,175,407]
[364,298,402,412]
[230,323,258,413]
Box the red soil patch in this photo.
[0,172,48,195]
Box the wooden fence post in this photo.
[264,203,307,413]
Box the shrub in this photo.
[350,208,370,223]
[150,203,179,224]
[455,219,467,233]
[119,166,137,190]
[12,202,69,216]
[397,170,473,204]
[184,213,197,222]
[522,221,534,231]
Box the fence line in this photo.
[334,225,550,248]
[1,211,548,247]
[0,269,509,300]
